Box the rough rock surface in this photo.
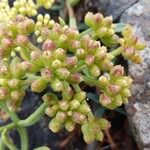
[120,0,150,149]
[75,0,138,21]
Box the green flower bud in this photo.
[89,65,100,77]
[11,90,25,101]
[7,78,21,89]
[95,130,104,141]
[0,47,11,58]
[113,94,123,107]
[0,65,11,79]
[62,83,74,101]
[125,34,138,46]
[94,46,107,61]
[69,99,80,110]
[72,112,87,124]
[55,111,67,123]
[98,76,109,87]
[78,104,91,114]
[81,122,95,143]
[84,12,94,27]
[65,119,75,132]
[0,79,8,87]
[110,65,124,77]
[45,105,59,117]
[31,78,47,93]
[75,48,86,59]
[97,118,110,130]
[11,64,26,79]
[74,91,86,102]
[51,59,62,69]
[41,68,52,81]
[42,93,58,105]
[43,50,53,66]
[55,68,70,80]
[51,79,64,92]
[130,52,143,64]
[101,59,113,71]
[0,87,10,100]
[121,88,131,98]
[53,48,66,61]
[49,118,62,133]
[134,41,146,51]
[59,100,69,111]
[31,51,43,66]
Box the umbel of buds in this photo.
[0,3,146,146]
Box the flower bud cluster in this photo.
[85,12,119,46]
[36,0,54,9]
[44,91,110,143]
[120,25,146,63]
[0,58,28,110]
[35,14,55,43]
[13,0,37,16]
[99,65,133,109]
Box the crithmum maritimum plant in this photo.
[0,0,146,149]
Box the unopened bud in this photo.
[107,84,121,95]
[42,93,58,105]
[89,65,100,77]
[49,118,62,133]
[122,47,135,58]
[121,88,131,98]
[99,94,112,106]
[69,99,80,110]
[55,68,70,80]
[51,79,64,92]
[78,104,91,114]
[74,91,86,102]
[45,105,59,117]
[85,55,95,66]
[65,120,75,132]
[55,111,67,123]
[72,112,87,124]
[42,40,56,51]
[68,73,83,84]
[16,35,28,46]
[7,78,21,89]
[41,68,52,81]
[31,78,47,93]
[0,87,10,100]
[110,65,124,77]
[11,90,25,101]
[59,100,69,111]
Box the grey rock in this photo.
[120,0,150,149]
[75,0,138,21]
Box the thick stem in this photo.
[66,0,77,28]
[80,28,92,37]
[68,0,81,7]
[72,84,81,93]
[82,75,100,87]
[0,102,29,150]
[110,47,122,57]
[0,137,5,150]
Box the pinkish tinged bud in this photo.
[1,37,14,49]
[45,105,59,117]
[41,68,52,81]
[65,56,77,67]
[101,60,113,71]
[59,100,69,111]
[122,47,135,58]
[11,90,25,101]
[107,84,121,94]
[51,79,64,92]
[53,48,66,61]
[0,65,11,78]
[104,16,113,27]
[51,59,62,69]
[55,68,70,80]
[42,40,56,51]
[99,94,112,106]
[7,78,21,89]
[70,40,81,51]
[55,111,67,123]
[16,35,28,46]
[72,112,87,124]
[69,73,83,84]
[85,55,95,65]
[84,12,94,27]
[76,48,86,59]
[110,65,124,77]
[0,87,10,100]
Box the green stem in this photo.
[18,103,48,127]
[72,84,81,92]
[0,102,29,150]
[82,75,100,87]
[27,42,41,52]
[0,103,48,132]
[80,28,92,37]
[0,137,5,150]
[66,0,77,28]
[1,129,18,150]
[68,0,81,7]
[72,65,87,72]
[110,47,122,56]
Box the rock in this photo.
[120,0,150,149]
[75,0,138,21]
